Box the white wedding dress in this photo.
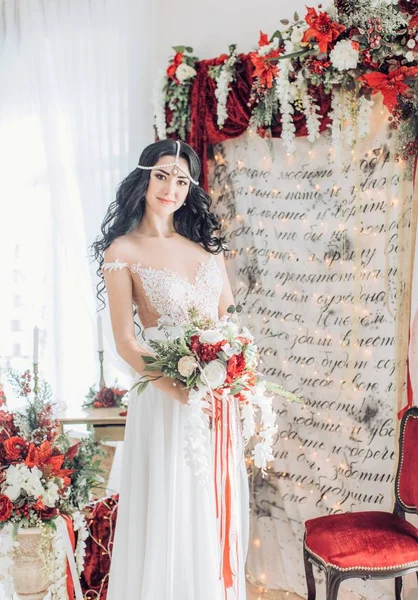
[105,254,249,600]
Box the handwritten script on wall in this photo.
[209,116,413,599]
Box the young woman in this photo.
[91,139,249,599]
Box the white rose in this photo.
[407,39,416,49]
[199,330,224,344]
[330,39,359,72]
[43,480,60,507]
[202,360,227,389]
[290,26,305,44]
[176,63,197,83]
[178,355,198,378]
[405,50,416,62]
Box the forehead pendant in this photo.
[135,139,199,185]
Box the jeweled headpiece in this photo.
[136,140,199,185]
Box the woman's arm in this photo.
[103,244,189,403]
[214,250,235,317]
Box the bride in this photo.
[91,139,249,600]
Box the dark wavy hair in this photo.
[90,139,226,310]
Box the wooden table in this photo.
[57,406,127,441]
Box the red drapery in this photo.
[172,54,332,190]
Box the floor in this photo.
[0,583,302,600]
[247,583,303,600]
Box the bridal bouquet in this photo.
[132,305,301,594]
[132,305,301,476]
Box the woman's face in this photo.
[145,154,191,215]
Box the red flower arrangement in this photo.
[83,384,128,409]
[0,369,105,528]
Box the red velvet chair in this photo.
[303,406,418,600]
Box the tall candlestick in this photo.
[97,315,104,352]
[33,326,39,364]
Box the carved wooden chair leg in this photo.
[395,576,403,600]
[303,551,316,600]
[326,569,341,600]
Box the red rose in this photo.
[4,436,27,461]
[38,506,58,521]
[96,387,116,407]
[0,494,13,522]
[0,389,7,407]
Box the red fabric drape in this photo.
[168,54,333,190]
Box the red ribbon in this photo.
[60,514,76,599]
[214,398,238,596]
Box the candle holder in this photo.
[98,351,106,388]
[33,363,39,396]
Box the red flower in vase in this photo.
[0,494,13,522]
[96,387,116,407]
[302,7,345,53]
[4,436,27,461]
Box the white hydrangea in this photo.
[330,39,360,72]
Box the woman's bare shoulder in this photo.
[104,235,142,265]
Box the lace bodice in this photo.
[102,254,223,328]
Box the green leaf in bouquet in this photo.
[230,384,245,395]
[46,520,57,531]
[172,45,186,53]
[130,379,150,395]
[144,363,165,372]
[265,381,303,403]
[142,355,157,364]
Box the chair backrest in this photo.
[395,406,418,514]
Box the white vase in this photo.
[12,527,52,600]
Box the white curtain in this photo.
[0,0,156,408]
